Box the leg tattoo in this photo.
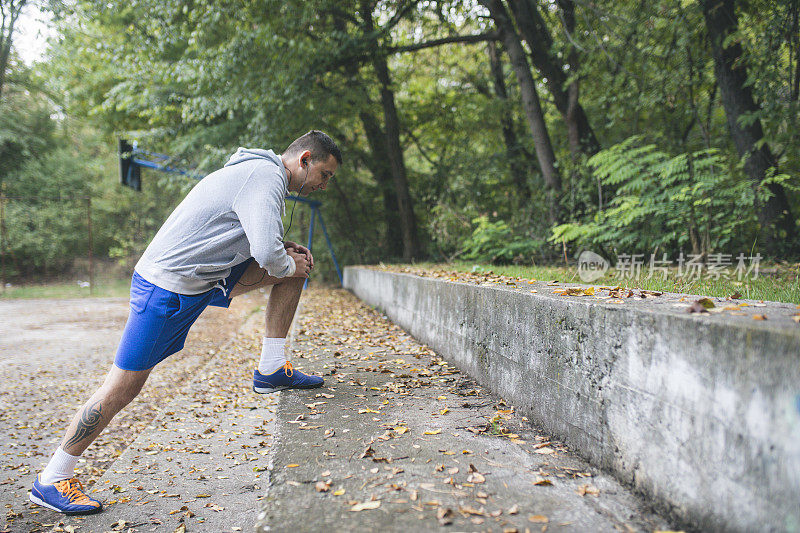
[64,400,103,449]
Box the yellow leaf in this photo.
[529,515,549,523]
[439,408,449,415]
[424,429,442,435]
[286,464,300,468]
[333,489,346,496]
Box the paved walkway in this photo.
[2,288,675,532]
[0,294,261,532]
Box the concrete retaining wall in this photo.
[344,266,800,532]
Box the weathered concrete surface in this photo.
[257,288,671,532]
[344,266,800,533]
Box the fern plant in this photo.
[550,136,757,257]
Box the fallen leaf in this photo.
[529,514,549,523]
[459,505,486,516]
[576,484,600,496]
[467,472,485,483]
[350,500,381,511]
[437,507,454,525]
[752,314,767,320]
[508,504,519,515]
[423,429,442,435]
[315,481,331,492]
[533,477,552,486]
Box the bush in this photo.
[461,216,542,264]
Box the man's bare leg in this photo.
[228,262,305,336]
[229,262,321,391]
[59,365,152,456]
[31,365,151,513]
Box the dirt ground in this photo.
[0,291,266,529]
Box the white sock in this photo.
[258,337,287,375]
[40,447,80,485]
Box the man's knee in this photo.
[98,383,141,411]
[280,276,305,288]
[100,367,150,409]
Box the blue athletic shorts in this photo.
[114,258,255,371]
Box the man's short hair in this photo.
[284,130,343,166]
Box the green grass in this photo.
[399,261,800,304]
[0,278,131,300]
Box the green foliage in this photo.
[462,216,542,264]
[551,136,757,256]
[4,0,800,286]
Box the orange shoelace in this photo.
[282,361,294,377]
[54,478,93,504]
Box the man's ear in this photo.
[300,150,312,168]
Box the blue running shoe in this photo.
[253,361,324,394]
[29,475,103,515]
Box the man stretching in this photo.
[29,130,341,514]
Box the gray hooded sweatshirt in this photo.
[134,148,295,295]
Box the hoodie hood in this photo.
[225,148,286,178]
[224,147,288,215]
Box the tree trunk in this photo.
[360,1,420,260]
[701,0,797,251]
[487,40,531,203]
[482,0,561,224]
[506,0,599,156]
[0,0,27,99]
[359,109,405,258]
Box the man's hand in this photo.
[287,249,312,278]
[284,240,314,268]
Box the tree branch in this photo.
[388,32,497,54]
